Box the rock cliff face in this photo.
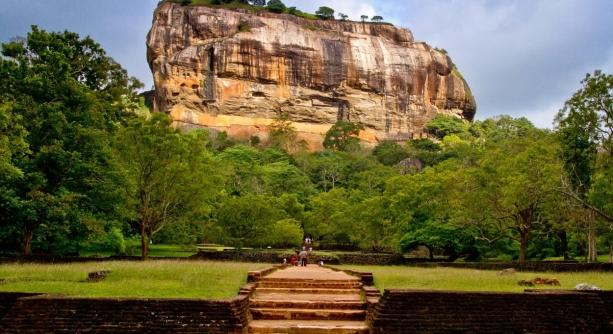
[147,2,476,149]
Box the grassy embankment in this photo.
[340,265,613,292]
[0,261,269,299]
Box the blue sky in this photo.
[1,0,611,128]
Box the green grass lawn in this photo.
[339,265,613,292]
[0,261,269,299]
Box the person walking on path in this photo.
[299,249,308,266]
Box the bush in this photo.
[106,228,127,255]
[266,0,286,13]
[373,141,409,166]
[425,115,469,139]
[315,6,335,20]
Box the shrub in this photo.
[315,6,335,20]
[106,228,127,255]
[425,115,469,139]
[266,0,286,13]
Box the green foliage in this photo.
[426,115,469,139]
[372,141,409,166]
[371,15,384,22]
[115,114,220,258]
[555,71,612,262]
[0,26,141,255]
[556,71,612,195]
[323,121,365,152]
[315,6,335,20]
[1,28,609,263]
[215,194,285,247]
[266,0,286,13]
[262,219,303,248]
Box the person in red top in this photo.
[289,252,298,266]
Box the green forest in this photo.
[1,27,611,263]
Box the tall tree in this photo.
[460,129,563,264]
[555,70,612,262]
[115,114,218,259]
[0,26,141,254]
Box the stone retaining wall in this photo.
[0,294,250,333]
[411,261,613,272]
[368,289,613,333]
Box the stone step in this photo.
[248,320,369,334]
[255,287,362,295]
[250,299,366,310]
[254,292,362,302]
[251,308,366,321]
[258,281,362,289]
[260,278,360,283]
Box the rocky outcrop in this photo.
[147,2,476,149]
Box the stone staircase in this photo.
[248,266,370,334]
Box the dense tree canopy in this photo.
[0,26,141,255]
[1,27,611,263]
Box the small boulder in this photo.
[497,268,516,276]
[87,270,111,282]
[518,277,561,287]
[518,280,534,287]
[533,277,561,286]
[575,283,602,291]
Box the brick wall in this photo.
[0,295,250,334]
[0,293,40,320]
[368,290,612,333]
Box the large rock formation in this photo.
[147,2,476,149]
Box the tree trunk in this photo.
[609,244,613,264]
[587,213,598,263]
[425,245,434,260]
[22,226,34,256]
[518,229,529,265]
[557,230,569,260]
[140,223,149,260]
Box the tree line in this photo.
[175,0,385,23]
[1,27,611,263]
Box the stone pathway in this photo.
[248,265,369,334]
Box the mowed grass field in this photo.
[339,265,613,292]
[0,261,269,299]
[2,262,612,299]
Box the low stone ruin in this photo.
[87,270,111,282]
[518,277,561,287]
[497,268,516,276]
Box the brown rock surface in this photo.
[147,3,476,149]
